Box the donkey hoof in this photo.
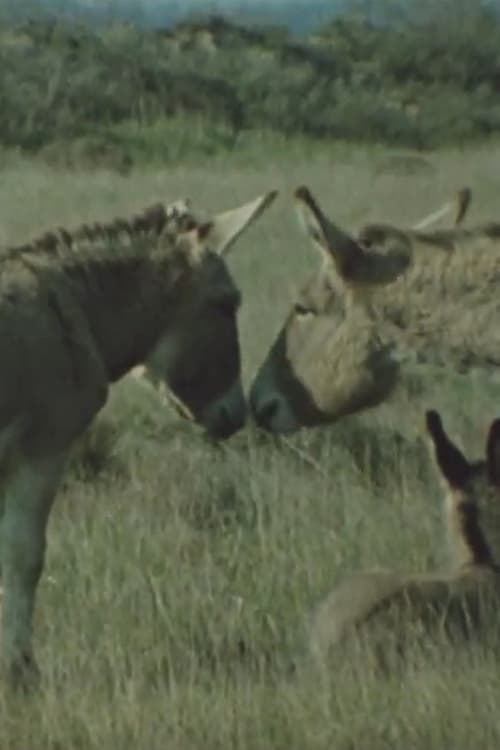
[4,653,41,693]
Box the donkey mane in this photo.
[2,201,198,265]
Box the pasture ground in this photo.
[1,138,500,747]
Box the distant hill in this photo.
[0,0,352,35]
[2,0,500,35]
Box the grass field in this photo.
[1,136,500,748]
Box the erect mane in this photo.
[2,200,197,262]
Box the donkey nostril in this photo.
[209,403,246,440]
[257,398,280,427]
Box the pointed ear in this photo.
[411,187,472,232]
[425,410,472,487]
[486,418,500,486]
[294,185,411,288]
[454,187,471,227]
[198,190,277,257]
[411,187,471,231]
[294,185,363,272]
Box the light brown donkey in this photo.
[307,410,500,670]
[249,185,500,435]
[0,188,277,688]
[359,185,470,236]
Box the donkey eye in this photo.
[294,303,315,317]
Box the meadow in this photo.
[1,135,500,748]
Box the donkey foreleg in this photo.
[0,452,66,689]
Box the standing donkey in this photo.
[250,186,477,433]
[0,188,277,688]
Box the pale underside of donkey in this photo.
[0,188,276,688]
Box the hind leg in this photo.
[0,490,4,585]
[0,451,66,689]
[0,419,25,586]
[0,478,7,591]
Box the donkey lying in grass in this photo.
[306,410,500,669]
[0,188,276,688]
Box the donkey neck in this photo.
[65,243,194,381]
[7,207,197,382]
[445,498,494,571]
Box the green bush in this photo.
[0,2,499,158]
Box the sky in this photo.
[4,0,347,34]
[6,0,499,34]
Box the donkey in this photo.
[306,410,500,670]
[248,185,500,434]
[0,188,276,687]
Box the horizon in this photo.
[0,1,429,34]
[1,0,498,36]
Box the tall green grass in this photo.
[1,141,500,747]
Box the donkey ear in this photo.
[454,187,472,227]
[206,190,278,257]
[425,410,472,487]
[181,190,277,260]
[294,185,411,288]
[294,185,365,276]
[486,418,500,486]
[411,187,471,231]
